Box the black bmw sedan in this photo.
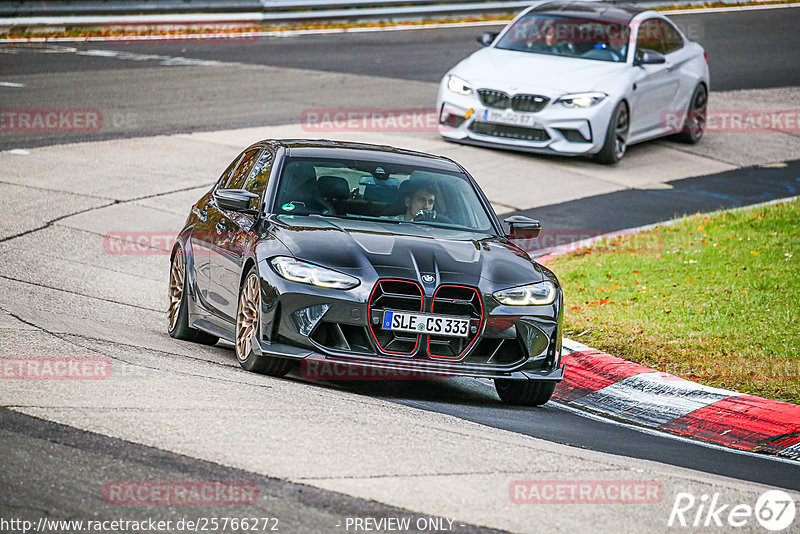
[168,139,564,405]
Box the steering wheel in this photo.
[412,209,437,222]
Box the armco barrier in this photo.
[0,0,740,27]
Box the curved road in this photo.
[0,6,799,533]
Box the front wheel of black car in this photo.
[236,267,293,377]
[168,246,219,345]
[494,379,556,406]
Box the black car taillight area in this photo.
[428,285,483,359]
[368,279,423,355]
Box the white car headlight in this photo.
[270,257,359,289]
[447,75,473,96]
[493,281,557,305]
[556,92,607,108]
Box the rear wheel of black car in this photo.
[236,267,293,377]
[494,379,556,406]
[594,101,629,164]
[168,246,219,345]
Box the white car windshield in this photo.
[495,14,630,63]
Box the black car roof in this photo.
[527,1,648,23]
[262,139,464,172]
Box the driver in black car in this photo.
[402,181,436,221]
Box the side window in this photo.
[243,150,272,197]
[224,149,260,190]
[636,19,666,56]
[216,155,240,189]
[662,20,684,53]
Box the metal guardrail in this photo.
[0,2,545,26]
[0,0,730,27]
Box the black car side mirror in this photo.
[477,31,498,47]
[214,188,260,215]
[504,215,541,239]
[634,49,666,66]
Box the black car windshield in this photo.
[494,14,630,63]
[273,157,496,234]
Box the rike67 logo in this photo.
[668,490,796,531]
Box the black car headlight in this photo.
[270,257,359,290]
[493,281,556,305]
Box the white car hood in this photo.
[453,47,628,95]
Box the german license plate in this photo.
[484,109,538,127]
[382,311,470,338]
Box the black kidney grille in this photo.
[368,279,423,355]
[478,89,510,109]
[427,285,483,360]
[479,90,549,112]
[511,94,549,112]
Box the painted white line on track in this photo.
[0,3,798,43]
[0,81,25,87]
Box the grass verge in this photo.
[545,198,799,404]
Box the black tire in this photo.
[168,247,219,346]
[235,266,293,377]
[674,83,707,144]
[594,101,629,164]
[494,379,557,406]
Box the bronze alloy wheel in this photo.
[236,273,261,361]
[168,251,185,332]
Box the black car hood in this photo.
[267,215,551,289]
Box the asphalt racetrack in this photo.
[1,6,799,533]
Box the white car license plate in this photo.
[382,311,470,338]
[484,109,538,127]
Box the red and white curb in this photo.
[554,339,800,460]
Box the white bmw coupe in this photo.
[436,1,709,163]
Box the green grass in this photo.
[546,198,799,404]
